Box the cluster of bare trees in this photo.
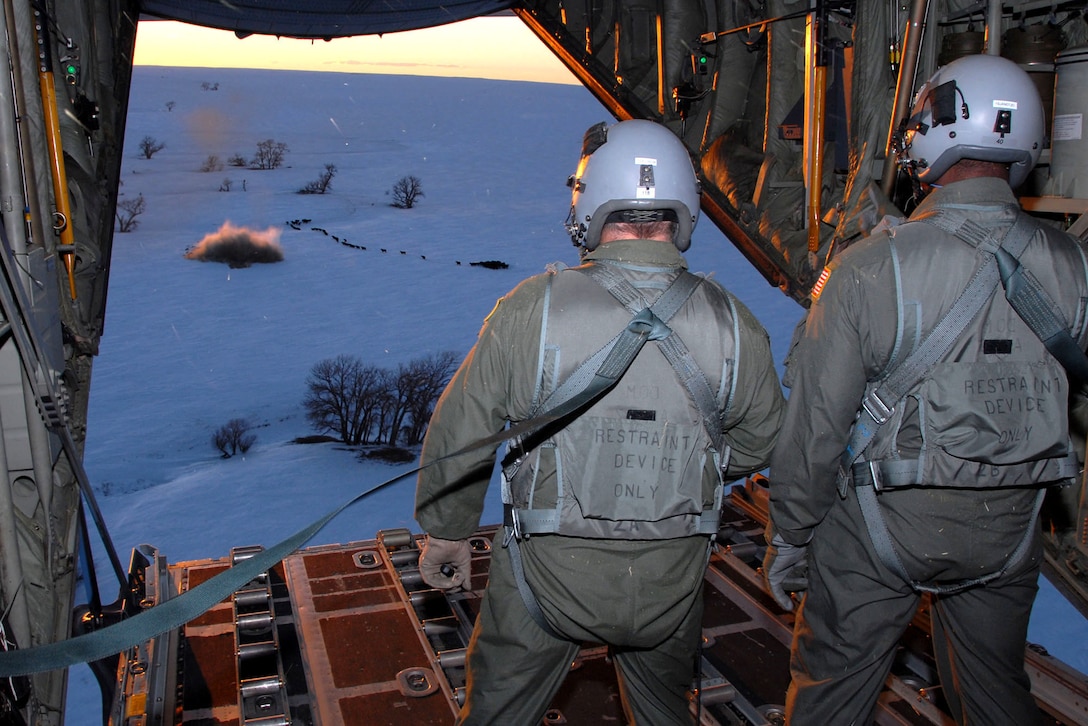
[303,351,458,447]
[213,418,256,458]
[126,131,428,226]
[251,139,289,170]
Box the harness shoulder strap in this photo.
[577,263,728,456]
[993,228,1088,385]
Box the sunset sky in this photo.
[134,15,579,85]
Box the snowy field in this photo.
[62,65,1086,720]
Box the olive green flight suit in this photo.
[770,177,1088,725]
[417,238,784,725]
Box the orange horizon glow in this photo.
[134,16,580,86]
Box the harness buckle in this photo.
[836,465,850,498]
[861,391,894,425]
[844,460,886,495]
[505,507,523,541]
[867,460,884,492]
[503,436,526,478]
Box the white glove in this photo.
[762,533,809,611]
[419,536,472,591]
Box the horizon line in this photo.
[133,18,581,86]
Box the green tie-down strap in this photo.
[0,473,384,677]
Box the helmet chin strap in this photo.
[902,163,929,214]
[889,150,929,214]
[564,205,587,248]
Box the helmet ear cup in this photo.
[899,54,1044,187]
[565,120,701,251]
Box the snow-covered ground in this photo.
[62,65,1087,721]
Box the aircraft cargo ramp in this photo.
[107,482,1088,726]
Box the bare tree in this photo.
[357,369,393,445]
[299,164,337,194]
[212,418,256,458]
[304,355,386,445]
[200,154,223,172]
[138,135,165,159]
[400,351,459,445]
[391,175,424,209]
[365,353,459,446]
[165,101,176,112]
[115,194,146,232]
[383,367,414,446]
[371,370,399,444]
[251,139,289,170]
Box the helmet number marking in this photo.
[636,158,657,198]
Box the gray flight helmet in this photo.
[898,54,1044,188]
[565,119,701,251]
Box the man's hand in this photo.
[762,533,809,611]
[419,536,473,591]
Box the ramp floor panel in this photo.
[120,487,1086,725]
